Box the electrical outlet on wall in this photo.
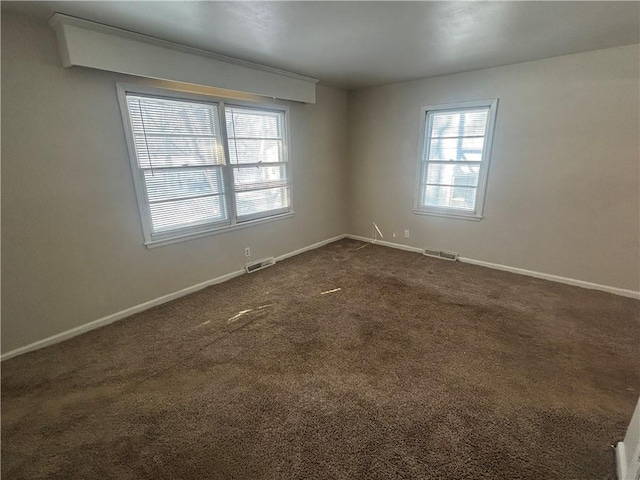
[245,247,251,257]
[404,230,410,238]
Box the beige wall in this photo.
[3,12,639,355]
[347,44,640,291]
[1,13,348,353]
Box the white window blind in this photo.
[127,95,228,233]
[120,86,292,246]
[415,100,498,219]
[226,106,290,219]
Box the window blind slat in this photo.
[143,167,224,203]
[134,137,224,168]
[149,195,227,232]
[230,136,284,141]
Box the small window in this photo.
[414,99,498,220]
[118,85,292,246]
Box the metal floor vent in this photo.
[424,249,459,261]
[245,257,276,273]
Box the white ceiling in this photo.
[3,1,639,89]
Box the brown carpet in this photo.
[2,239,638,479]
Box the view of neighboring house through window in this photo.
[119,85,291,245]
[415,99,498,219]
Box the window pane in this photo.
[226,106,285,166]
[424,163,480,187]
[430,109,488,138]
[144,168,224,202]
[233,165,287,191]
[227,139,283,164]
[428,137,485,162]
[236,187,290,217]
[149,195,227,232]
[126,95,224,168]
[226,106,291,219]
[128,96,220,136]
[225,107,282,138]
[423,185,477,210]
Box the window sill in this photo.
[412,208,483,222]
[144,211,295,248]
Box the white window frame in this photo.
[413,99,498,221]
[117,83,294,247]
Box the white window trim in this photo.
[412,99,498,221]
[116,83,294,247]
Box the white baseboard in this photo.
[1,234,347,361]
[617,441,628,480]
[275,234,346,262]
[458,257,640,299]
[344,234,640,299]
[0,269,246,362]
[346,234,425,254]
[3,233,638,361]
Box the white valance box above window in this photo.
[49,13,318,104]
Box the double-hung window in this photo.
[118,85,291,246]
[414,99,498,220]
[226,106,290,220]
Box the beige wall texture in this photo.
[347,44,640,292]
[1,13,348,353]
